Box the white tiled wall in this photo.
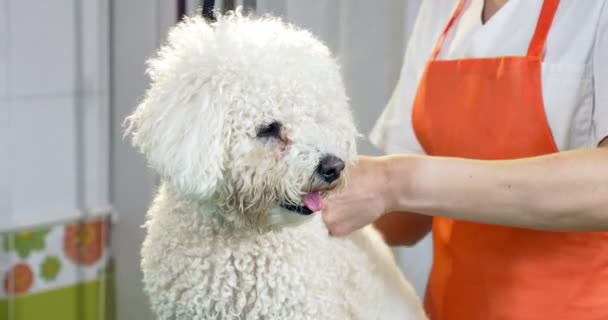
[81,0,111,212]
[1,0,110,232]
[0,0,7,100]
[9,96,78,225]
[1,0,10,224]
[82,91,111,211]
[81,0,110,95]
[7,0,76,98]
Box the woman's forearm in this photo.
[384,148,608,231]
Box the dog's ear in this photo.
[124,17,224,198]
[125,84,225,199]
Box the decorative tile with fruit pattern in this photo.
[0,216,111,299]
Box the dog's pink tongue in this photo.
[302,192,324,212]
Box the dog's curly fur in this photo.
[125,11,427,320]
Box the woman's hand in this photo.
[323,144,608,235]
[321,156,405,236]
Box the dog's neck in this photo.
[160,182,310,238]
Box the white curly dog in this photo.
[125,11,427,320]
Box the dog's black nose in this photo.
[317,155,345,183]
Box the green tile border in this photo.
[0,275,114,320]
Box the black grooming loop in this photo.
[200,0,256,22]
[202,0,216,22]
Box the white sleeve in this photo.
[369,1,457,155]
[593,1,608,146]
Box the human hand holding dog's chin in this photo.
[322,155,400,237]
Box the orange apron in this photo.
[412,0,608,319]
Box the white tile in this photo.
[8,95,78,230]
[8,0,76,98]
[80,0,110,95]
[0,0,8,226]
[0,99,10,230]
[81,92,111,211]
[0,0,8,100]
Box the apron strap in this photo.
[430,0,560,61]
[430,0,466,60]
[526,0,560,59]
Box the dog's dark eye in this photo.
[256,121,282,138]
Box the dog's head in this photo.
[125,12,358,230]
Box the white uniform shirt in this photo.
[370,0,608,155]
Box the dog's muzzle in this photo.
[280,154,345,215]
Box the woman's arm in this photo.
[323,143,608,236]
[386,142,608,231]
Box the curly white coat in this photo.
[125,11,427,320]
